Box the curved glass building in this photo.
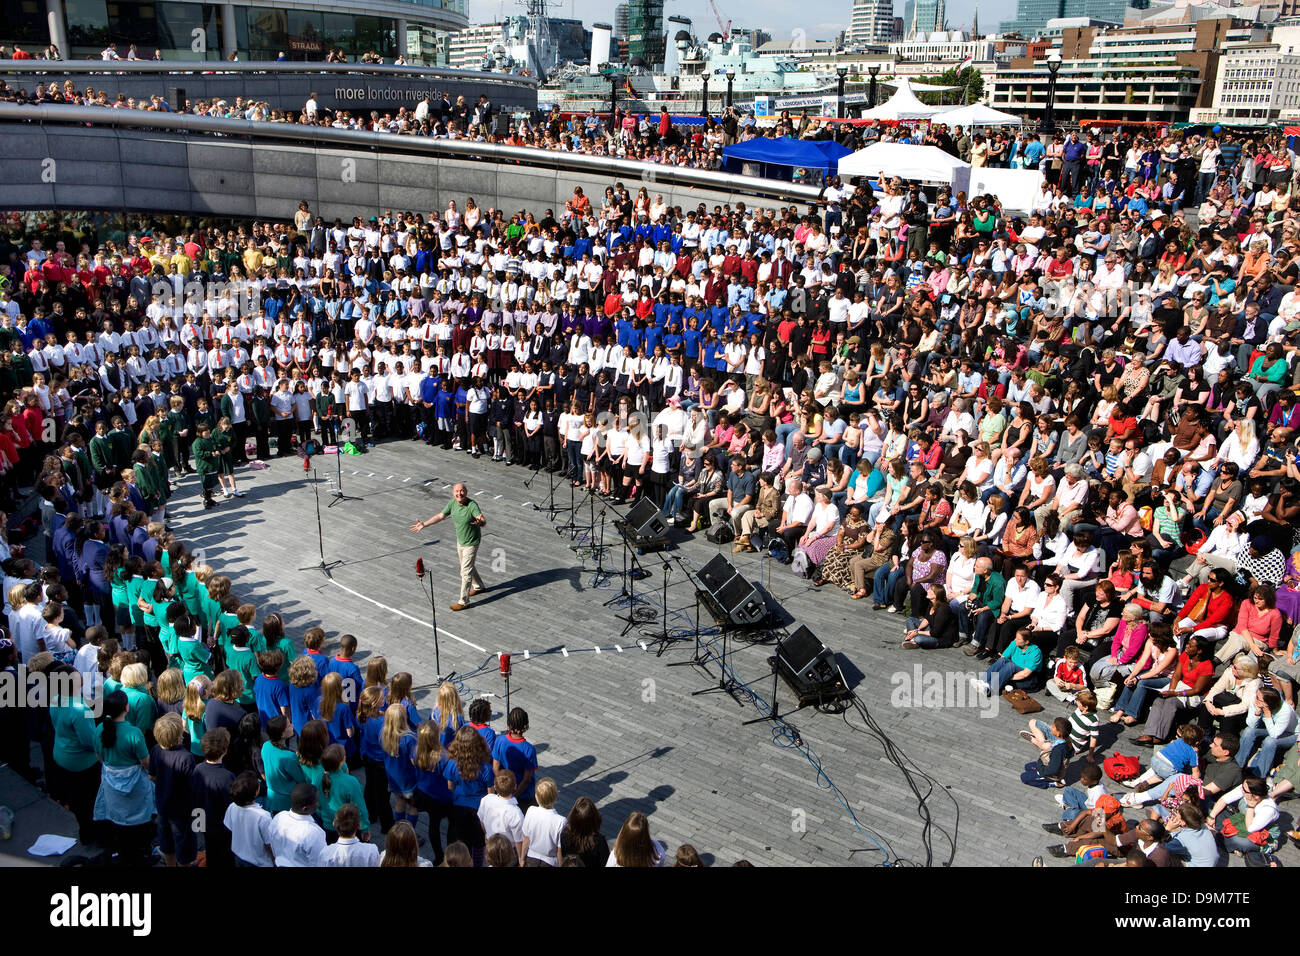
[1,0,467,62]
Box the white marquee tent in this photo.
[837,141,971,184]
[932,103,1024,128]
[857,76,945,122]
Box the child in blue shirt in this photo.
[253,650,290,729]
[492,706,539,810]
[1125,723,1202,793]
[328,634,364,715]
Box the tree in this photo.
[912,66,984,107]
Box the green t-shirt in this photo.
[122,685,156,737]
[320,768,370,832]
[103,720,149,768]
[226,645,260,705]
[261,742,307,813]
[52,698,102,772]
[441,498,483,547]
[178,637,213,684]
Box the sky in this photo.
[466,0,1020,43]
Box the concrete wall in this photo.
[0,69,537,116]
[0,123,818,222]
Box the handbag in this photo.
[1002,688,1044,715]
[1093,682,1119,711]
[1103,752,1141,783]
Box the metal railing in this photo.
[0,102,825,204]
[0,59,537,91]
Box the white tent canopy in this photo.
[932,103,1023,128]
[857,76,944,121]
[837,142,971,184]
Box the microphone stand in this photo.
[421,565,455,684]
[328,447,363,508]
[533,464,573,521]
[298,468,343,575]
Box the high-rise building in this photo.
[626,0,665,67]
[614,3,630,40]
[848,0,897,44]
[999,0,1149,37]
[909,0,945,37]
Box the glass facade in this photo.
[235,6,395,60]
[0,0,50,47]
[47,0,461,59]
[65,0,226,58]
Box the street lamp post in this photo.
[1042,50,1062,135]
[836,66,848,120]
[701,73,709,115]
[867,63,880,109]
[725,69,735,108]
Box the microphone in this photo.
[415,557,425,578]
[499,653,511,677]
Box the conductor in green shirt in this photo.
[409,482,487,611]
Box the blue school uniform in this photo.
[492,733,539,802]
[254,675,290,729]
[328,656,364,713]
[438,756,495,809]
[384,732,419,795]
[289,683,320,736]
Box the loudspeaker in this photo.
[623,497,668,541]
[778,625,836,684]
[169,86,186,113]
[493,112,511,135]
[693,553,765,627]
[776,625,848,705]
[697,553,734,593]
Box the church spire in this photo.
[972,5,979,37]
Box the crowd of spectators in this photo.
[1,114,1299,864]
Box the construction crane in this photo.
[707,0,731,37]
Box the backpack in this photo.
[1103,752,1141,783]
[705,519,734,545]
[791,548,813,579]
[768,539,790,564]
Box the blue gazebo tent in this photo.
[722,137,853,184]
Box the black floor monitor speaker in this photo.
[697,553,734,593]
[779,625,837,684]
[694,553,766,627]
[623,497,669,541]
[169,86,186,113]
[776,625,849,706]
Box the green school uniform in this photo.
[122,685,156,738]
[271,636,297,683]
[192,434,218,477]
[89,434,114,474]
[126,576,150,627]
[320,767,370,832]
[186,713,206,756]
[261,742,306,813]
[178,636,213,684]
[217,610,241,654]
[107,427,135,470]
[226,645,260,706]
[103,721,149,768]
[110,569,129,619]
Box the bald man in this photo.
[410,482,487,610]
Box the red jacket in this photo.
[1177,584,1235,631]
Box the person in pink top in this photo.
[1214,584,1284,664]
[1089,602,1148,687]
